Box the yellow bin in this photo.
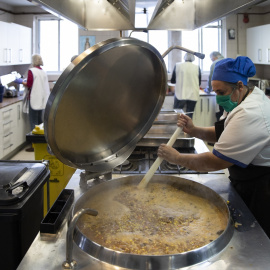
[28,124,76,214]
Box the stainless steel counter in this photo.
[17,139,270,270]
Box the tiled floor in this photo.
[9,144,35,161]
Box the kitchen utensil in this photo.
[138,109,192,188]
[44,38,167,172]
[4,86,18,97]
[138,126,182,189]
[173,109,194,115]
[72,175,234,270]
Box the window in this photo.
[149,31,168,68]
[129,21,221,73]
[181,29,199,66]
[128,30,169,68]
[182,21,222,72]
[36,16,78,73]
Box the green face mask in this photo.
[216,89,238,112]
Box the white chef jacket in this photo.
[213,87,270,168]
[30,67,50,110]
[174,62,199,101]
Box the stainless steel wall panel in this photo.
[32,0,86,29]
[32,0,136,30]
[148,0,195,30]
[32,0,267,30]
[195,0,264,29]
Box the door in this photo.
[247,24,270,65]
[16,101,31,147]
[0,22,31,66]
[193,95,216,127]
[18,25,32,64]
[0,22,8,65]
[8,23,20,64]
[204,95,216,126]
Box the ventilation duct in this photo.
[31,0,265,30]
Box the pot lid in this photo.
[44,37,167,172]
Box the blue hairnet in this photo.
[212,56,256,85]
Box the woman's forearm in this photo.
[175,152,232,172]
[189,126,217,142]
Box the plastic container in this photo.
[0,84,4,103]
[40,189,74,234]
[26,128,76,215]
[0,161,50,270]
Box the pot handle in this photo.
[62,208,98,269]
[138,126,183,189]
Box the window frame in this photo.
[199,20,223,72]
[34,15,223,74]
[34,15,78,74]
[128,20,223,73]
[127,30,169,69]
[181,20,223,72]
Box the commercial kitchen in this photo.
[1,0,270,270]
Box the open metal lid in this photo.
[44,37,167,172]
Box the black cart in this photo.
[0,161,50,270]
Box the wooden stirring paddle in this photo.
[138,126,183,189]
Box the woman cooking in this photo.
[158,56,270,237]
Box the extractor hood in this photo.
[31,0,268,30]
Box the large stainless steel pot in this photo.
[44,38,205,173]
[44,38,167,172]
[72,175,234,270]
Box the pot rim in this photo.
[72,175,234,269]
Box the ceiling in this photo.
[1,0,270,31]
[2,0,270,8]
[0,0,36,6]
[257,0,270,5]
[0,0,156,9]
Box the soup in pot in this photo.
[77,182,227,255]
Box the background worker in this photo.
[171,52,201,119]
[205,51,225,121]
[22,54,50,151]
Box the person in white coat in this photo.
[158,56,270,237]
[23,54,50,151]
[171,52,201,119]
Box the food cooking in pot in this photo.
[78,182,227,255]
